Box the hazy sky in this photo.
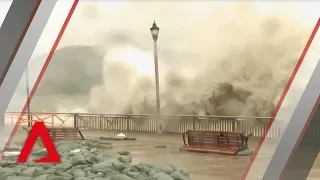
[0,0,319,56]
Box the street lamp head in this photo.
[150,21,159,41]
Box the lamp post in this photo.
[150,21,162,135]
[26,65,32,127]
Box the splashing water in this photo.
[27,1,315,117]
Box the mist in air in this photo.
[26,1,311,117]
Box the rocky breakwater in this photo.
[0,138,191,180]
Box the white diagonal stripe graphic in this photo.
[0,0,59,153]
[245,19,320,180]
[7,0,75,113]
[0,1,13,26]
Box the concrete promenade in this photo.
[7,129,320,180]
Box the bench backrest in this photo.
[217,131,245,148]
[47,127,79,141]
[186,130,245,149]
[188,131,219,145]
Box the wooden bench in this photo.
[180,130,252,155]
[23,127,85,141]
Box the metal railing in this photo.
[74,114,281,138]
[5,112,281,138]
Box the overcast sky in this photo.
[0,0,319,56]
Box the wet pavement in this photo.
[8,129,320,180]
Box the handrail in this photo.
[5,112,275,120]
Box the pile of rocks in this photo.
[0,138,191,180]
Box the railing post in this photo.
[192,116,197,130]
[51,114,54,127]
[127,115,130,131]
[73,113,78,128]
[232,120,236,132]
[100,115,103,130]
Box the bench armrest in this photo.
[182,132,188,146]
[23,127,30,134]
[244,132,253,138]
[242,132,252,149]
